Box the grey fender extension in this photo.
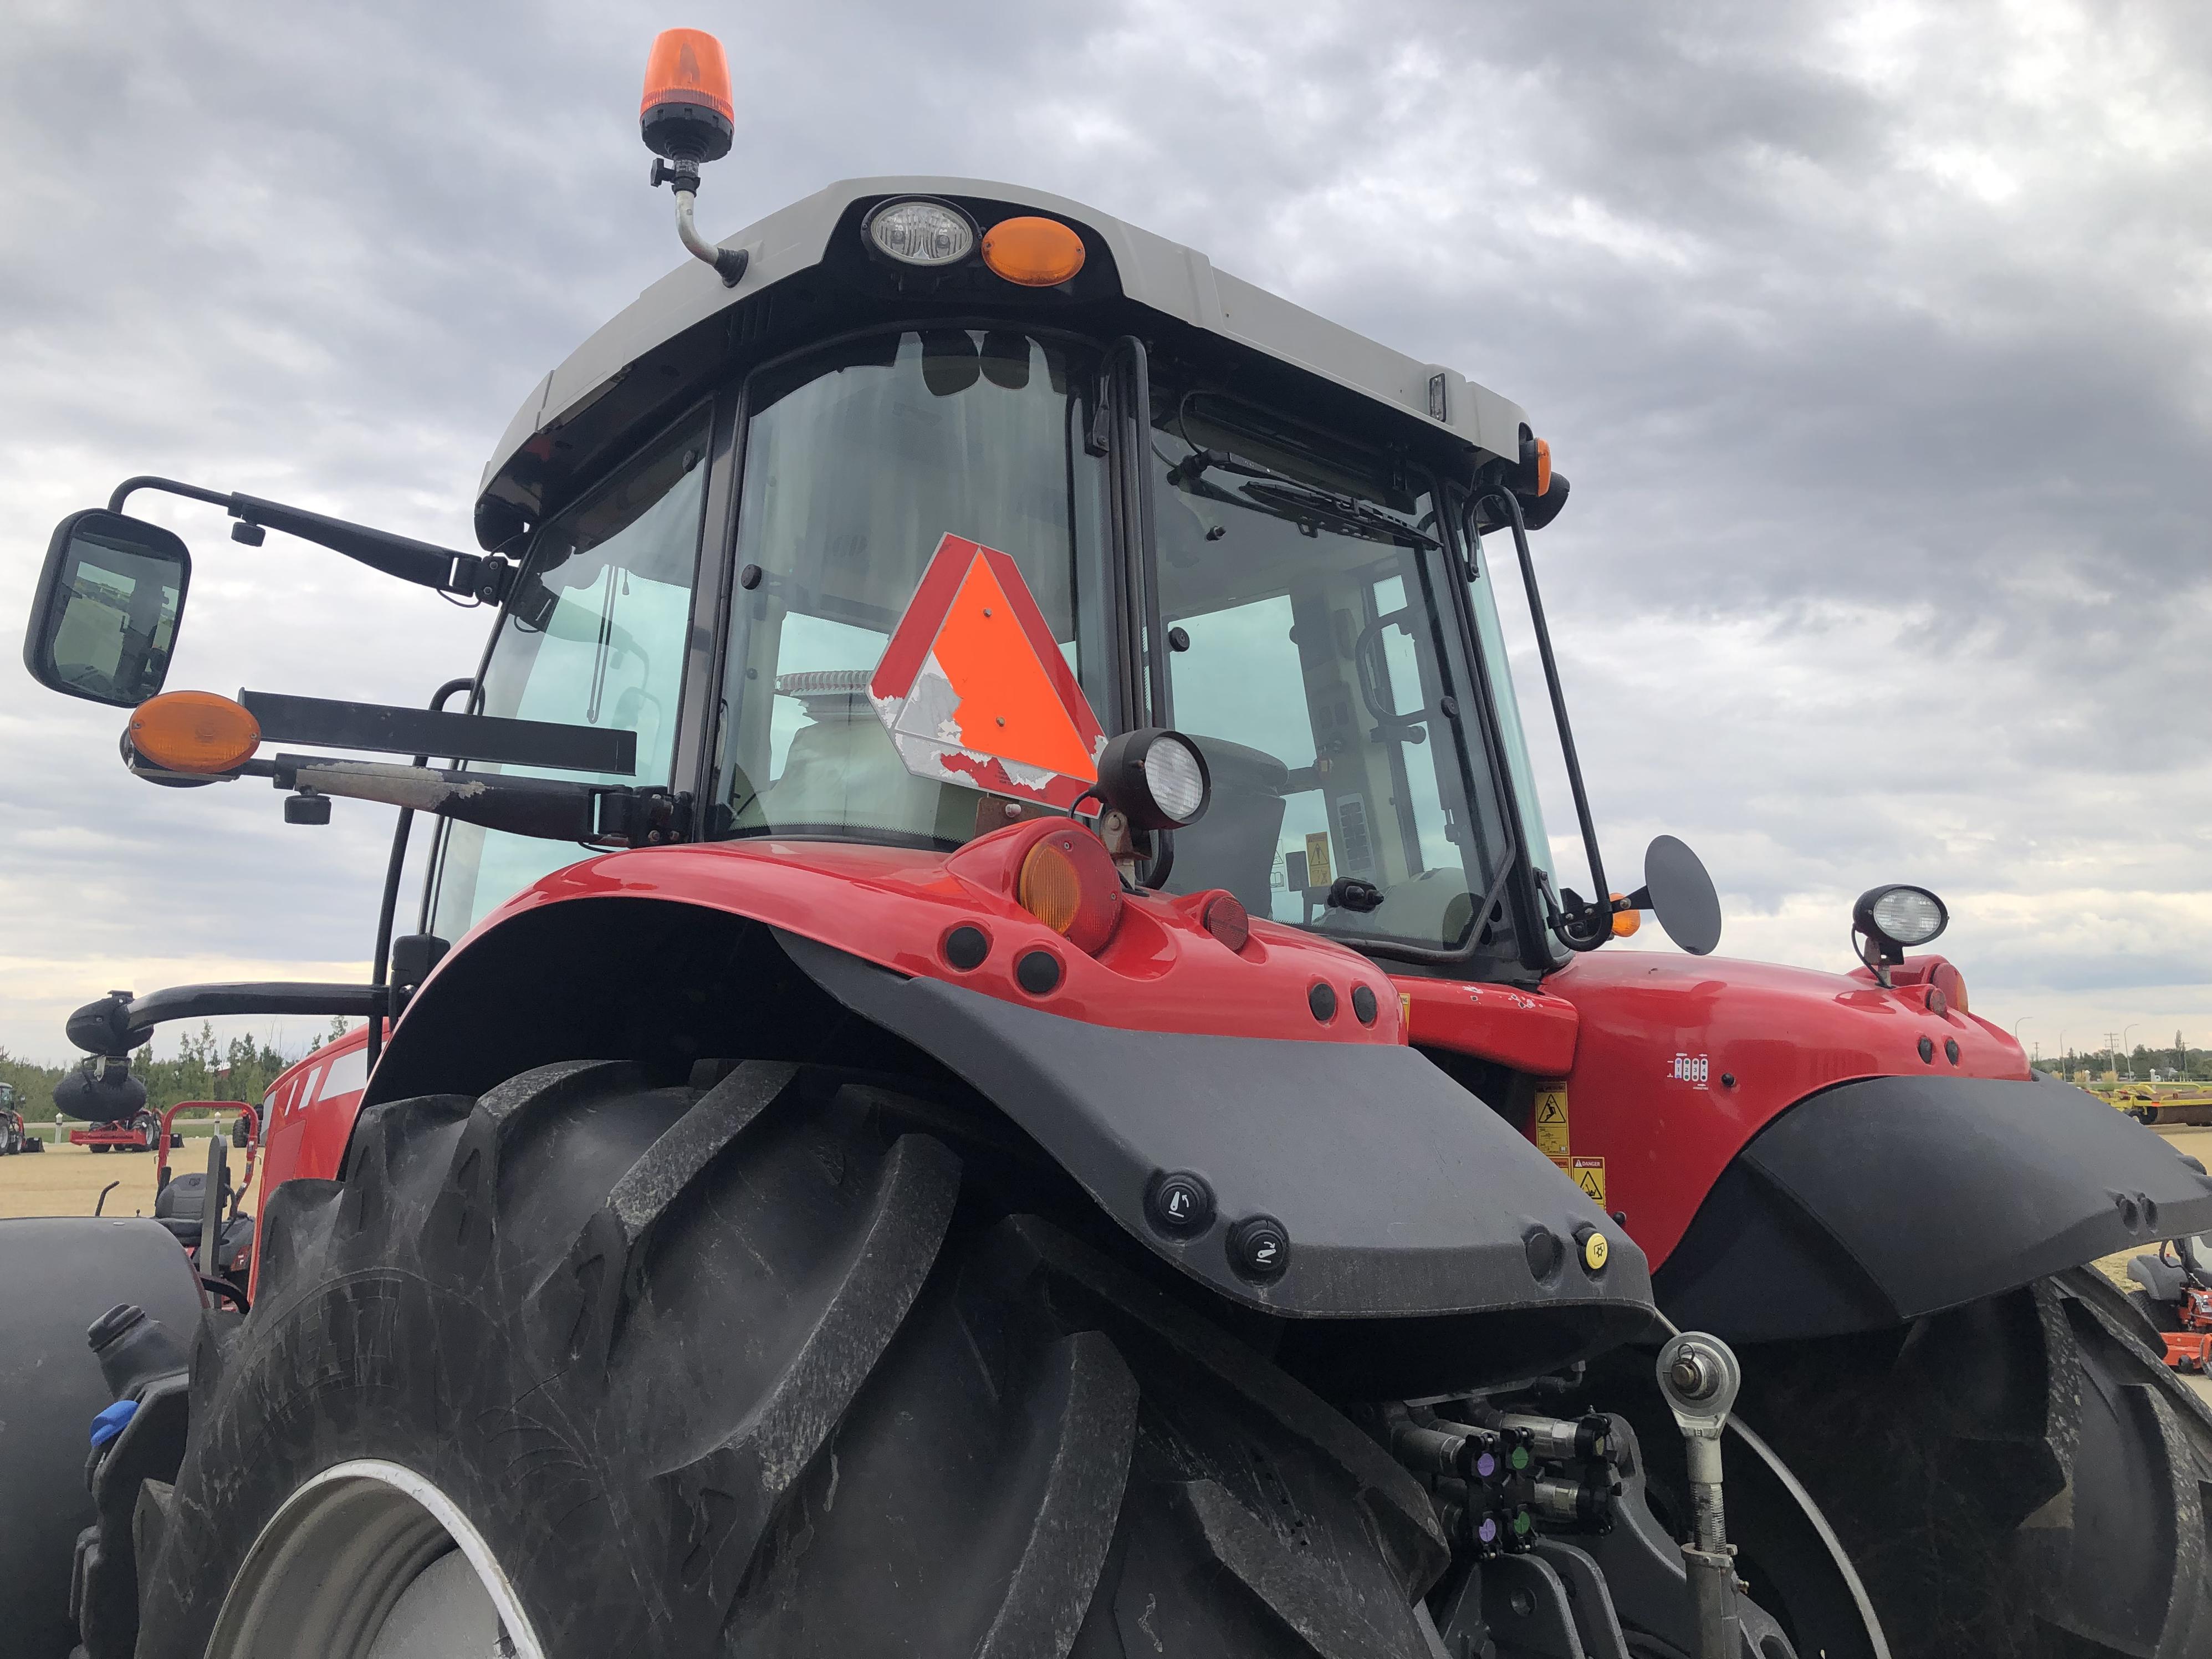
[778,930,1659,1390]
[1657,1074,2212,1341]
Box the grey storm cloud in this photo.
[2,0,2207,1064]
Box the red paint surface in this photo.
[1394,977,1579,1076]
[251,1025,372,1294]
[1528,950,2025,1266]
[260,833,1407,1244]
[263,827,2026,1286]
[447,828,1406,1045]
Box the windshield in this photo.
[1151,394,1516,952]
[709,329,1110,843]
[430,408,711,936]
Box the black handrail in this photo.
[1466,487,1611,951]
[1096,334,1178,888]
[366,676,478,1073]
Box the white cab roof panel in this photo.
[482,176,1529,499]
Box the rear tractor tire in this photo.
[1733,1267,2212,1659]
[135,1059,1450,1657]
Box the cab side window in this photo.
[431,410,713,935]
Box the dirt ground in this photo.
[0,1136,259,1221]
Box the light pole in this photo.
[2012,1017,2036,1068]
[2123,1024,2140,1079]
[2059,1028,2072,1074]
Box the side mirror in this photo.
[23,509,191,707]
[1639,834,1723,956]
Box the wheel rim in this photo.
[207,1459,546,1659]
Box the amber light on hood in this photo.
[1018,825,1122,954]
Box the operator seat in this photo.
[1169,736,1289,917]
[745,675,978,844]
[152,1171,255,1271]
[153,1171,207,1248]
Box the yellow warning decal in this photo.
[1532,1086,1570,1156]
[1304,831,1333,889]
[1569,1156,1606,1206]
[1398,991,1413,1035]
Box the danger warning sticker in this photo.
[1532,1087,1570,1156]
[1550,1155,1607,1206]
[1304,831,1334,890]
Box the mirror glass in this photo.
[1645,833,1723,956]
[26,511,190,706]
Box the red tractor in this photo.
[53,1052,161,1152]
[4,29,2208,1659]
[0,1081,38,1155]
[2127,1224,2212,1372]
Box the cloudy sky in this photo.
[2,0,2206,1068]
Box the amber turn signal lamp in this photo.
[640,29,734,163]
[129,691,260,774]
[1534,438,1554,497]
[1018,826,1122,954]
[981,217,1086,287]
[1930,960,1969,1013]
[1610,892,1640,939]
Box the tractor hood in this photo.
[1550,947,2030,1089]
[474,175,1532,543]
[1535,947,2032,1269]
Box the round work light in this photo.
[864,199,976,267]
[1095,728,1212,831]
[1856,884,1948,951]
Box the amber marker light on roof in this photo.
[981,217,1087,287]
[129,691,260,774]
[1534,437,1554,496]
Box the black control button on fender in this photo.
[1146,1171,1214,1238]
[1228,1215,1290,1283]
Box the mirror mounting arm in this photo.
[105,476,515,606]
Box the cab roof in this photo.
[477,176,1531,541]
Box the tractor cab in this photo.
[427,315,1555,977]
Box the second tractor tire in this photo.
[1732,1267,2212,1659]
[135,1058,1449,1657]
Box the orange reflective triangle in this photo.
[870,534,1105,808]
[926,555,1097,779]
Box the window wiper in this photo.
[1168,446,1437,549]
[1238,479,1438,549]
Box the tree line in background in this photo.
[2044,1034,2210,1082]
[0,1017,352,1119]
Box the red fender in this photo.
[1399,950,2029,1269]
[259,826,1409,1233]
